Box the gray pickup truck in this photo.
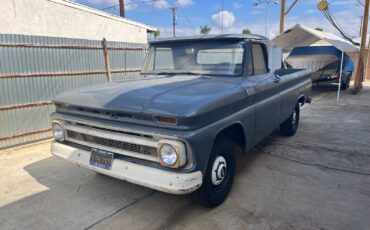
[51,34,311,207]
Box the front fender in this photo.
[183,105,255,175]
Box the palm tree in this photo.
[200,25,211,35]
[153,30,160,39]
[242,28,252,35]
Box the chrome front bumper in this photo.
[51,142,202,194]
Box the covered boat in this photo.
[285,46,355,90]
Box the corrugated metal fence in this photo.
[0,34,148,149]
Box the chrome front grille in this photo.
[67,130,157,156]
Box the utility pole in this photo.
[360,16,364,37]
[280,0,286,33]
[171,7,177,37]
[119,0,125,17]
[221,0,224,34]
[354,0,369,93]
[279,0,298,33]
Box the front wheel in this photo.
[280,103,300,136]
[193,137,237,208]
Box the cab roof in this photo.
[149,34,268,44]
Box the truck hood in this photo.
[54,75,249,129]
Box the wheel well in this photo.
[298,95,305,105]
[215,124,246,151]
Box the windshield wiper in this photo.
[154,71,211,76]
[156,72,199,75]
[156,72,177,75]
[175,72,200,75]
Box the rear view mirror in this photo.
[185,48,194,54]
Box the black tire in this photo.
[280,103,300,136]
[340,74,351,90]
[340,83,348,90]
[193,137,237,208]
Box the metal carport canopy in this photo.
[272,24,359,53]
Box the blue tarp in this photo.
[288,46,355,72]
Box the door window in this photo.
[251,43,268,75]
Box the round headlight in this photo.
[159,144,178,166]
[52,122,64,141]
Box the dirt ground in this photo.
[1,85,370,230]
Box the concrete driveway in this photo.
[1,86,370,230]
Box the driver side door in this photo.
[248,43,282,145]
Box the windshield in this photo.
[142,41,245,76]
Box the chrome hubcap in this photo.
[211,156,227,186]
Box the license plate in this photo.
[90,148,114,170]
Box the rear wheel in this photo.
[194,137,237,208]
[280,103,300,136]
[340,74,351,90]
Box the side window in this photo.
[252,43,268,75]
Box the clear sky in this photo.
[73,0,364,39]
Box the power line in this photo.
[317,2,358,45]
[355,0,365,7]
[177,5,196,33]
[101,4,119,11]
[101,0,163,11]
[321,9,358,45]
[127,0,164,5]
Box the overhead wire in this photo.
[177,5,197,35]
[355,0,365,7]
[101,0,165,11]
[320,7,359,45]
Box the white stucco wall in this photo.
[0,0,156,43]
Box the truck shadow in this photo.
[0,155,153,229]
[0,142,266,229]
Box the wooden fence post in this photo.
[102,38,112,82]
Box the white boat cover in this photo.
[285,54,338,71]
[272,24,359,53]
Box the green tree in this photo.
[315,27,323,32]
[242,28,252,35]
[153,30,160,39]
[200,25,211,35]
